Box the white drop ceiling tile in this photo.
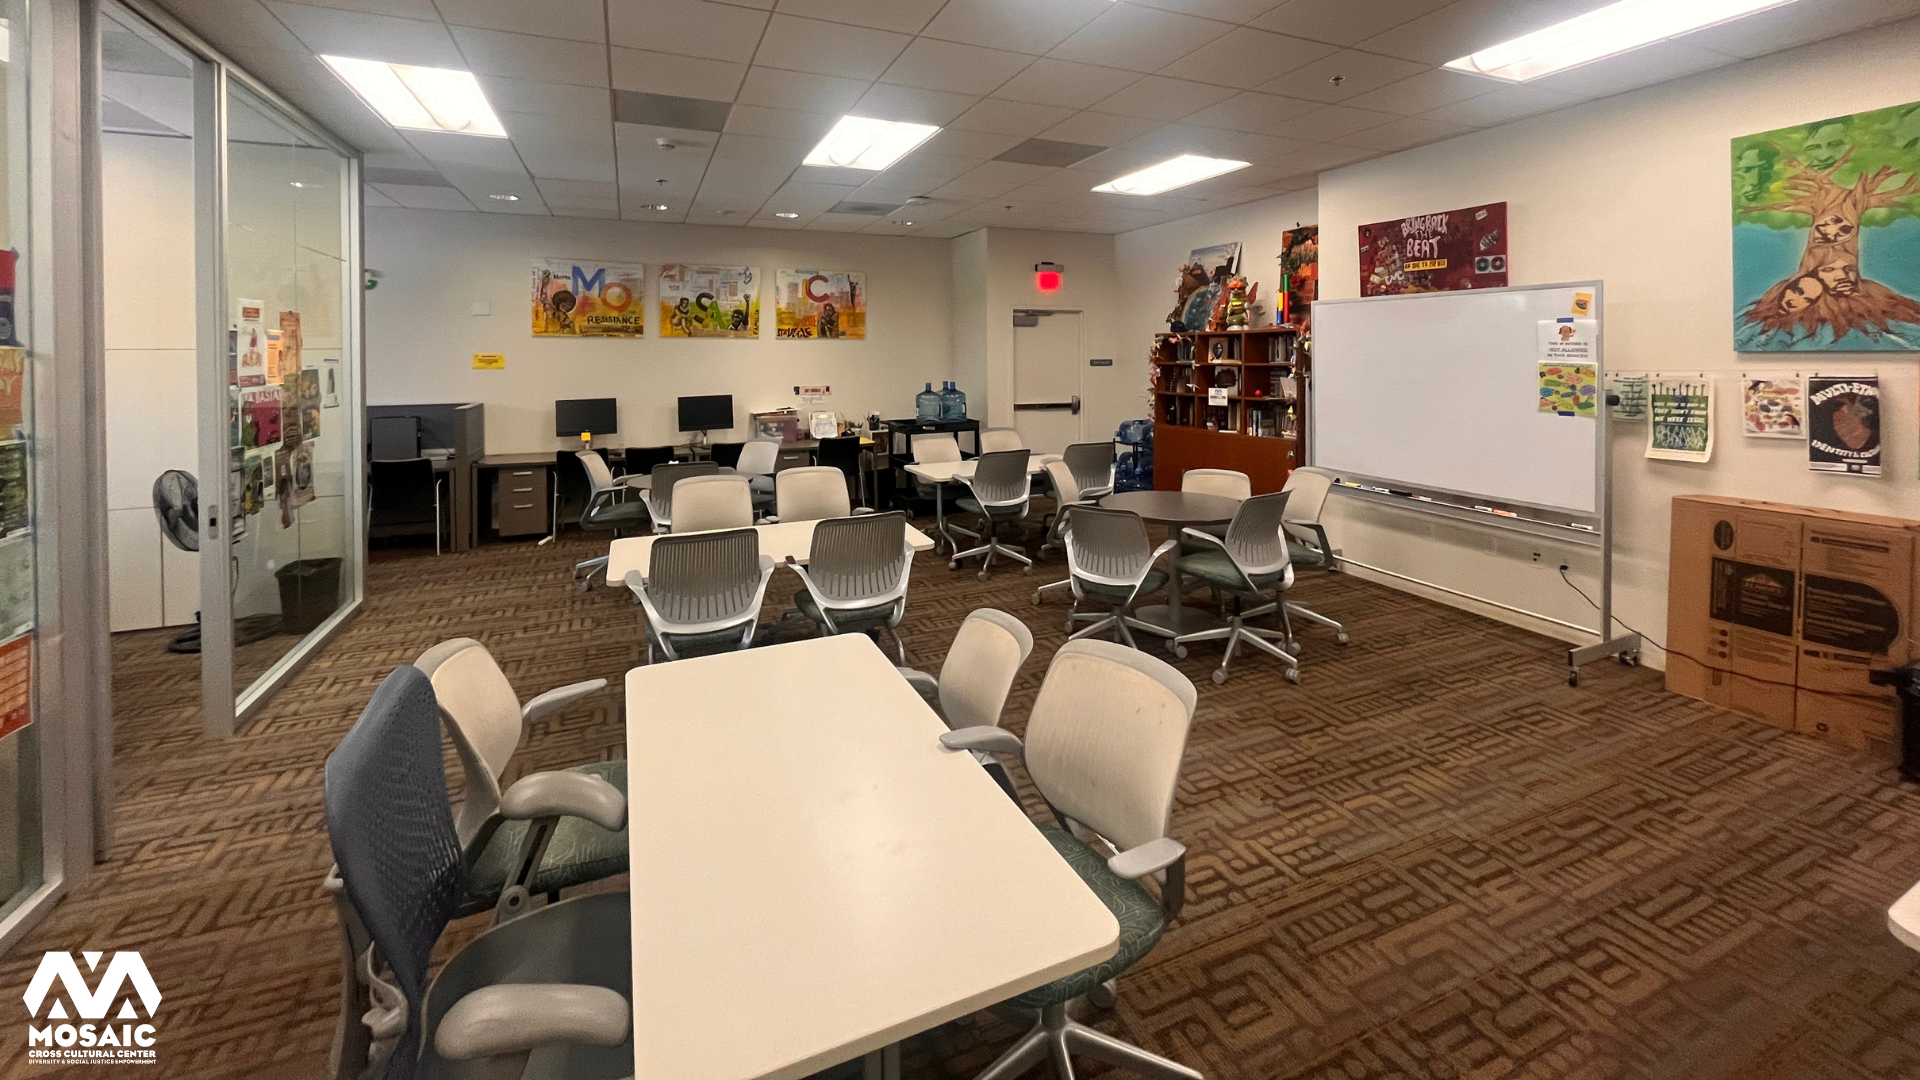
[1129,0,1288,21]
[687,201,762,223]
[993,184,1072,206]
[1249,0,1458,46]
[1278,140,1377,171]
[1158,27,1339,90]
[775,0,947,33]
[1685,0,1920,58]
[402,129,527,170]
[1087,76,1240,121]
[866,152,983,184]
[768,180,862,208]
[852,83,980,126]
[264,2,464,66]
[747,215,812,230]
[1066,146,1172,178]
[511,118,618,182]
[1420,80,1578,126]
[160,0,313,53]
[258,0,440,17]
[988,59,1142,111]
[963,159,1063,184]
[735,66,870,114]
[897,220,977,238]
[371,183,478,211]
[918,0,1112,55]
[947,99,1077,138]
[451,26,611,87]
[724,104,840,142]
[922,127,1027,159]
[363,185,402,207]
[790,163,879,187]
[1219,131,1312,164]
[1333,113,1474,151]
[808,212,884,231]
[1047,4,1235,74]
[462,189,552,214]
[1183,91,1317,132]
[482,76,613,120]
[880,38,1035,95]
[538,178,618,200]
[434,0,605,41]
[1356,0,1567,65]
[610,48,748,100]
[1257,50,1430,103]
[752,14,912,80]
[1528,40,1738,98]
[555,205,622,219]
[1120,122,1246,155]
[710,131,812,168]
[622,204,691,222]
[1037,111,1161,147]
[1340,67,1495,115]
[1264,102,1397,140]
[931,176,1020,200]
[363,148,436,171]
[607,0,771,64]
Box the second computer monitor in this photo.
[556,398,618,439]
[677,394,733,433]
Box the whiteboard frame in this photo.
[1307,280,1639,682]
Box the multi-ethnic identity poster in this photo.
[1358,202,1506,296]
[531,259,645,337]
[1535,318,1597,417]
[1647,379,1714,462]
[1806,374,1881,475]
[1740,377,1806,437]
[659,265,759,338]
[775,270,866,339]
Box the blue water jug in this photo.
[916,382,941,422]
[940,381,967,421]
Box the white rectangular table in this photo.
[605,518,935,586]
[902,458,1050,555]
[626,634,1118,1080]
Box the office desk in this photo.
[605,518,934,585]
[902,457,1049,555]
[624,635,1118,1080]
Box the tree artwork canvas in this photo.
[1733,100,1920,351]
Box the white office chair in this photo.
[1279,466,1350,646]
[770,465,852,523]
[644,461,719,533]
[900,608,1034,801]
[1065,504,1178,648]
[910,432,962,465]
[979,427,1024,453]
[670,474,753,533]
[1034,459,1090,605]
[570,450,648,590]
[624,529,776,663]
[1181,467,1251,501]
[737,438,780,506]
[940,639,1201,1080]
[1062,441,1116,501]
[951,449,1033,578]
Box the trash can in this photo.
[275,557,342,635]
[1870,662,1920,782]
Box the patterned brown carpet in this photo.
[5,521,1920,1080]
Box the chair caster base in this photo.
[1285,667,1299,684]
[1337,632,1351,645]
[1212,668,1228,685]
[1166,640,1187,659]
[977,570,989,581]
[1087,980,1117,1009]
[949,561,962,572]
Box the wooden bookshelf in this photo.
[1149,327,1305,493]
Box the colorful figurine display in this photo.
[1167,261,1210,329]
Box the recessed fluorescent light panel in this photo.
[1092,155,1250,196]
[1445,0,1802,82]
[321,55,507,137]
[803,116,940,171]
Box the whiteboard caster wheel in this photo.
[1284,667,1299,684]
[1336,632,1351,645]
[1568,671,1580,687]
[1212,668,1230,685]
[1087,980,1117,1009]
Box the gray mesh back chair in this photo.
[624,528,775,662]
[1063,504,1177,649]
[571,450,649,591]
[737,438,780,510]
[938,640,1202,1080]
[1170,491,1300,684]
[644,460,720,534]
[1062,441,1115,501]
[669,473,753,533]
[412,639,625,917]
[785,511,914,662]
[898,608,1034,801]
[323,667,632,1080]
[951,449,1033,578]
[1279,467,1350,646]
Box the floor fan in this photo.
[151,470,281,654]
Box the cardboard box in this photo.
[1666,496,1916,747]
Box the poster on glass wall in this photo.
[659,265,758,338]
[775,270,865,339]
[531,259,645,337]
[241,386,282,449]
[236,300,267,386]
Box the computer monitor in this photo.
[677,394,733,434]
[369,415,420,461]
[555,398,617,439]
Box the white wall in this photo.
[365,209,956,451]
[1304,20,1919,666]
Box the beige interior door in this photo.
[1012,311,1082,454]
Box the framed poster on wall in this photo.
[1358,202,1507,296]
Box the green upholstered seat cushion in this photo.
[793,590,900,630]
[1009,825,1167,1010]
[1287,540,1326,567]
[467,759,628,902]
[1075,568,1168,607]
[1175,549,1280,591]
[586,501,650,529]
[646,620,755,660]
[955,498,1023,518]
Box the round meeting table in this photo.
[1096,489,1242,636]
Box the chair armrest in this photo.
[939,726,1024,758]
[853,506,877,515]
[897,667,939,697]
[1107,836,1185,880]
[434,984,629,1061]
[1150,538,1179,562]
[1179,527,1228,551]
[499,771,626,832]
[760,514,780,524]
[522,679,608,725]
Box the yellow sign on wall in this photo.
[473,353,505,370]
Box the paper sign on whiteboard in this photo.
[1207,387,1229,405]
[1538,318,1595,364]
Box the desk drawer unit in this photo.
[774,449,812,473]
[495,467,549,536]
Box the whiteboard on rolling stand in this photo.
[1311,282,1603,517]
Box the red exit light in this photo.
[1035,269,1062,292]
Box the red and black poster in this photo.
[1358,202,1507,296]
[1806,374,1881,476]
